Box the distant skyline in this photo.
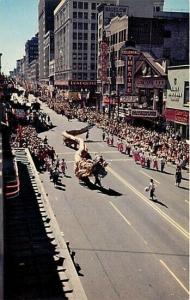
[0,0,189,75]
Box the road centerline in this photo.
[107,166,189,239]
[109,201,131,226]
[160,259,189,295]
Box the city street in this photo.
[37,99,189,300]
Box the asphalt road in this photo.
[35,98,189,300]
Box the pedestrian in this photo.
[61,158,67,176]
[43,135,48,144]
[145,179,156,200]
[153,155,159,171]
[86,130,89,141]
[102,131,105,141]
[160,156,166,172]
[175,166,182,187]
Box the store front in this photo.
[165,108,189,138]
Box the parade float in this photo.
[62,126,108,183]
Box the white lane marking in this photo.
[160,260,190,295]
[107,166,189,239]
[109,201,148,245]
[140,170,160,184]
[109,201,131,226]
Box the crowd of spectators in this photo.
[42,97,189,170]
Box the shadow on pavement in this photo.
[151,198,168,208]
[79,180,122,196]
[178,186,189,191]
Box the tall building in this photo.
[38,0,61,83]
[25,34,38,80]
[54,0,116,98]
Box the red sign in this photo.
[99,41,109,82]
[165,108,189,124]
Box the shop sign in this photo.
[99,41,109,82]
[121,47,139,96]
[69,80,97,86]
[167,87,182,102]
[54,80,68,86]
[135,78,166,89]
[131,109,157,118]
[165,108,189,124]
[120,95,138,103]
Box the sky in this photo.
[0,0,189,75]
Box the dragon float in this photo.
[62,126,108,184]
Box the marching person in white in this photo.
[145,179,156,200]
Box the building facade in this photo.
[54,0,118,99]
[25,34,38,80]
[165,65,189,138]
[38,0,61,83]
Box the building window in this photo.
[83,63,87,70]
[73,12,77,18]
[73,43,77,50]
[83,53,87,60]
[91,53,95,60]
[91,63,95,70]
[78,22,83,30]
[73,22,77,29]
[78,73,82,80]
[78,43,82,50]
[73,1,77,8]
[84,12,88,19]
[83,73,87,80]
[78,32,83,40]
[78,63,82,70]
[91,43,95,50]
[73,63,77,70]
[73,53,77,59]
[78,12,83,19]
[78,2,83,9]
[90,73,96,80]
[184,81,189,105]
[78,53,82,60]
[73,32,77,39]
[91,23,96,30]
[83,43,88,50]
[84,23,88,30]
[84,33,88,40]
[91,3,96,10]
[73,73,77,79]
[91,33,95,40]
[91,13,96,19]
[84,2,88,9]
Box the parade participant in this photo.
[60,158,67,176]
[160,156,166,172]
[175,166,182,187]
[153,155,159,171]
[85,130,89,141]
[110,135,114,147]
[102,131,105,141]
[145,179,156,200]
[140,152,146,168]
[43,135,48,144]
[146,154,151,169]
